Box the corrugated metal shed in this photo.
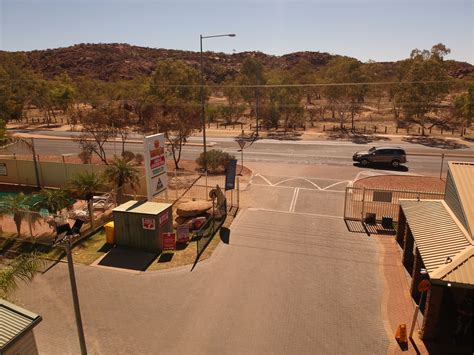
[447,161,474,238]
[0,299,42,351]
[400,200,472,274]
[430,247,474,288]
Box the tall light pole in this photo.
[200,33,236,172]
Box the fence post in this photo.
[343,187,348,219]
[361,187,366,222]
[384,126,387,134]
[205,171,208,201]
[174,169,178,201]
[237,176,240,209]
[439,153,445,179]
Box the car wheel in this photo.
[361,159,369,167]
[391,160,400,168]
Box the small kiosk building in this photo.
[113,200,173,252]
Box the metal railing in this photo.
[344,186,444,223]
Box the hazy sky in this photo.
[1,0,473,63]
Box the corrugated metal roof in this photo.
[448,162,474,238]
[0,299,42,350]
[400,200,472,274]
[129,202,171,215]
[430,247,474,288]
[113,200,139,212]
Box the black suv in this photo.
[353,146,407,168]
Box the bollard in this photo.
[385,126,387,134]
[440,128,443,135]
[323,125,325,131]
[396,127,398,133]
[217,122,219,129]
[452,128,455,135]
[374,126,377,133]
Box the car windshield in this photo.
[369,147,376,153]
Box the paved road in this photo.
[14,164,391,354]
[5,133,474,177]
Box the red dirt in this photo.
[354,175,446,193]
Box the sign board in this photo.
[162,232,176,251]
[144,133,167,200]
[418,279,430,293]
[142,217,156,230]
[159,211,169,226]
[237,139,246,150]
[225,159,237,191]
[176,224,190,243]
[0,163,7,176]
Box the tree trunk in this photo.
[87,200,94,229]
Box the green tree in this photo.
[0,52,36,123]
[451,84,474,128]
[34,188,73,215]
[148,60,201,169]
[104,156,140,204]
[0,117,6,140]
[69,172,104,229]
[393,44,451,134]
[322,57,368,131]
[0,252,45,299]
[0,193,33,237]
[74,106,115,164]
[238,57,266,133]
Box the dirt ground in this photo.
[354,175,446,193]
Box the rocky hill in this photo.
[5,43,474,82]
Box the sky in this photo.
[1,0,473,64]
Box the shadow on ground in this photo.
[220,227,231,244]
[326,131,391,144]
[344,220,396,236]
[98,246,157,271]
[353,163,409,172]
[403,136,468,149]
[266,131,303,141]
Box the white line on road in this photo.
[254,173,274,186]
[322,180,351,190]
[250,183,346,193]
[289,188,300,212]
[247,207,342,219]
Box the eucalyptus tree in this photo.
[393,43,451,134]
[148,60,201,169]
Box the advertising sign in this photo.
[142,217,156,230]
[162,232,176,251]
[0,163,7,176]
[176,224,189,243]
[225,159,237,191]
[144,133,167,200]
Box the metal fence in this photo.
[155,170,239,211]
[343,186,444,223]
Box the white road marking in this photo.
[247,207,342,219]
[250,183,346,193]
[322,180,351,190]
[274,177,322,190]
[254,173,274,186]
[289,188,299,212]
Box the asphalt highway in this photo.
[4,131,474,177]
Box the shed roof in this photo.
[448,162,474,237]
[113,200,140,212]
[0,299,42,350]
[400,200,472,275]
[129,202,172,215]
[430,246,474,288]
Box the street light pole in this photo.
[200,33,236,172]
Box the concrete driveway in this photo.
[13,164,390,354]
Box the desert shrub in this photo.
[134,153,144,165]
[78,150,92,164]
[121,150,135,162]
[196,149,235,173]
